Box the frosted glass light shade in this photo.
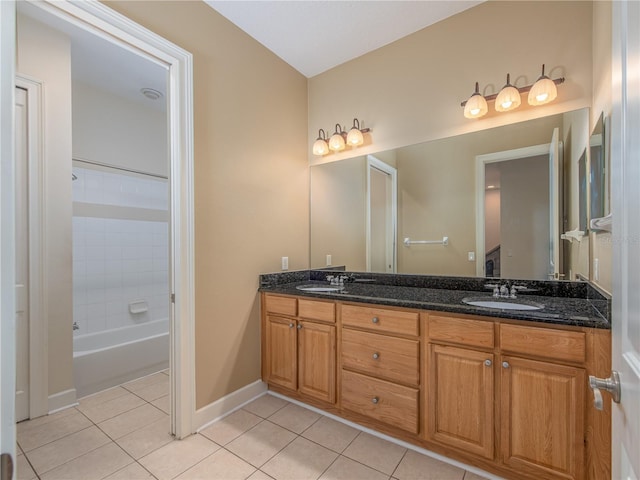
[313,138,329,156]
[346,127,364,146]
[495,84,521,112]
[528,76,557,105]
[464,93,488,118]
[329,132,345,151]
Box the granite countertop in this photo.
[259,277,610,330]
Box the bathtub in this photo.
[73,319,169,398]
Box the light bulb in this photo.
[346,128,364,146]
[528,66,557,106]
[495,75,521,112]
[329,124,345,151]
[463,83,488,119]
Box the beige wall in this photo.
[310,157,366,271]
[105,1,309,409]
[309,1,593,165]
[17,15,74,400]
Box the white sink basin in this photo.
[462,297,543,311]
[296,284,344,293]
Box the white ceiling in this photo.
[204,1,483,78]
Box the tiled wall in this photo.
[72,166,169,336]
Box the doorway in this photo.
[15,0,194,438]
[366,156,397,273]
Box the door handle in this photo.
[1,453,13,480]
[589,371,621,410]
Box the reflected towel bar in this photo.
[403,236,449,247]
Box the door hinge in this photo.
[171,293,175,304]
[1,453,13,480]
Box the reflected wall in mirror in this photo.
[589,113,608,220]
[310,108,594,281]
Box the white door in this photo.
[14,86,29,422]
[611,2,640,479]
[0,0,17,475]
[548,128,561,280]
[366,156,397,273]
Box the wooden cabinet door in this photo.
[265,315,297,391]
[298,320,336,403]
[500,355,585,480]
[428,344,494,459]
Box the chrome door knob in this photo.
[502,361,510,368]
[288,323,294,328]
[484,359,492,367]
[372,396,379,404]
[297,324,302,330]
[372,353,380,360]
[589,371,621,410]
[372,317,379,324]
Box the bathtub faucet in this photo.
[73,321,80,331]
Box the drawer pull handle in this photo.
[372,317,379,324]
[372,353,380,360]
[502,361,510,368]
[372,396,379,404]
[484,359,492,367]
[288,323,294,328]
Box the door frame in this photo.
[28,0,195,438]
[366,155,397,273]
[15,75,48,420]
[474,143,553,277]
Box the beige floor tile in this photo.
[319,455,389,480]
[16,454,37,480]
[262,436,338,480]
[77,391,146,424]
[123,372,168,393]
[161,368,169,376]
[18,409,93,452]
[463,471,492,480]
[131,376,169,402]
[226,420,296,468]
[301,416,359,453]
[248,471,274,480]
[17,407,76,437]
[242,395,288,418]
[116,417,173,459]
[393,450,465,480]
[104,462,156,480]
[39,442,133,480]
[200,409,263,446]
[77,386,130,410]
[28,426,111,474]
[176,448,256,479]
[267,403,321,434]
[139,433,219,480]
[98,403,167,440]
[343,433,406,475]
[151,395,170,414]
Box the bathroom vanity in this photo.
[259,272,611,480]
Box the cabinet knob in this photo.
[288,323,294,328]
[502,361,510,368]
[297,324,302,330]
[372,396,379,404]
[484,359,492,367]
[372,353,380,360]
[372,317,379,324]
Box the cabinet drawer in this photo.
[341,370,419,434]
[500,324,586,364]
[428,315,494,348]
[341,304,419,336]
[299,299,335,323]
[264,295,297,316]
[342,329,419,386]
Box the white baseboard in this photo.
[193,380,267,432]
[48,388,78,413]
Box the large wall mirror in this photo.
[310,108,597,281]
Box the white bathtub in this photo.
[73,319,169,398]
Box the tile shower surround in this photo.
[72,167,169,335]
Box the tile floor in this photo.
[16,372,493,480]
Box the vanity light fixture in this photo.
[312,129,330,156]
[528,64,558,106]
[329,124,347,152]
[495,74,521,112]
[460,65,565,119]
[463,82,489,119]
[314,118,371,155]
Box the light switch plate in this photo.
[281,256,288,270]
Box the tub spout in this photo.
[73,321,80,331]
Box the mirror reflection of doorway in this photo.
[367,156,397,273]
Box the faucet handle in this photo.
[326,275,335,284]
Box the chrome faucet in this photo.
[326,274,353,286]
[72,321,80,331]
